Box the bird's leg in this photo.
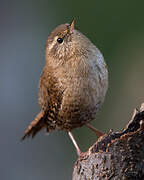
[68,131,81,156]
[85,123,104,137]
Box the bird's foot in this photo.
[68,131,82,157]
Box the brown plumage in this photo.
[22,19,108,155]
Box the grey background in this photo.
[1,0,144,180]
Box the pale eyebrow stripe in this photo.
[48,36,58,51]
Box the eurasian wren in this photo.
[22,19,108,156]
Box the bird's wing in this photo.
[22,68,65,140]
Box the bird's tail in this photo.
[21,111,45,140]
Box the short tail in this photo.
[21,111,45,140]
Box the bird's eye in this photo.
[57,38,63,44]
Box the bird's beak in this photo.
[69,18,75,34]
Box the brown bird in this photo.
[22,19,108,156]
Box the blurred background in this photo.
[1,0,144,179]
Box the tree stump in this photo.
[73,104,144,180]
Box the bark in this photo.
[73,103,144,180]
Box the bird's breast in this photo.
[57,61,108,130]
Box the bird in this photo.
[22,18,108,156]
